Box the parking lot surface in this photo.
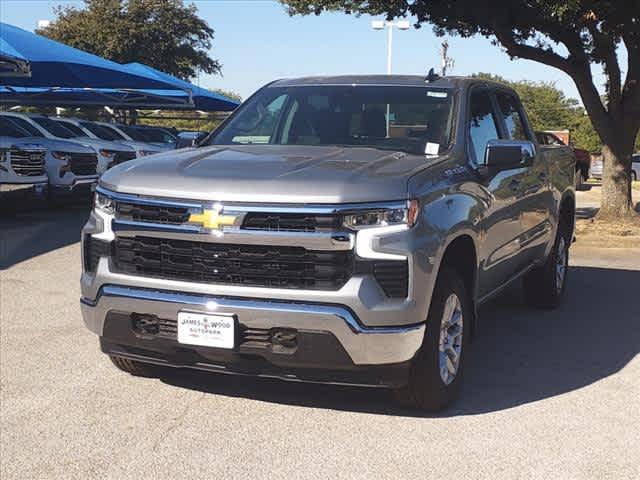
[1,206,639,479]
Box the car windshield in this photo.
[120,126,151,142]
[207,85,455,155]
[1,116,44,137]
[32,117,76,139]
[81,122,123,141]
[137,127,176,144]
[0,118,29,137]
[55,120,89,137]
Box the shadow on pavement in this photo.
[159,265,640,416]
[0,204,90,269]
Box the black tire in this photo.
[394,267,471,411]
[109,355,159,377]
[575,170,586,190]
[632,171,637,182]
[523,216,570,309]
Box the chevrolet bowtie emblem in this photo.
[189,206,237,230]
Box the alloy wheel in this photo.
[438,293,463,385]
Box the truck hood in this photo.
[13,137,96,154]
[67,137,135,153]
[100,144,431,203]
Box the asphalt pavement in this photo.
[1,205,639,479]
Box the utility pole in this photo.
[441,40,454,76]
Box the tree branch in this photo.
[493,25,613,143]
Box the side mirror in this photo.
[484,139,535,170]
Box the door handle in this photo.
[509,179,521,191]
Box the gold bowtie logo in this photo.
[189,206,237,230]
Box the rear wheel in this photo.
[109,355,159,377]
[632,171,637,181]
[394,267,471,411]
[523,215,570,309]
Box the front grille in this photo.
[113,236,353,290]
[373,261,409,298]
[111,151,137,166]
[242,213,342,232]
[116,202,191,225]
[69,153,98,176]
[10,149,46,176]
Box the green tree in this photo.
[37,0,220,81]
[282,0,640,217]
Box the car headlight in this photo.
[99,149,116,158]
[137,150,156,157]
[51,151,71,161]
[344,200,418,230]
[94,191,115,214]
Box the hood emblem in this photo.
[189,205,237,231]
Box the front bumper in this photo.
[50,177,97,196]
[0,181,47,195]
[81,285,425,377]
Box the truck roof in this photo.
[269,75,504,90]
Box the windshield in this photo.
[81,122,123,141]
[55,120,89,137]
[1,116,44,137]
[32,117,76,139]
[208,85,455,155]
[120,126,150,142]
[137,127,176,144]
[0,118,29,137]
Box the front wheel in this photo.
[394,267,471,411]
[575,170,586,190]
[109,355,159,377]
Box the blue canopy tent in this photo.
[0,23,196,109]
[124,63,240,111]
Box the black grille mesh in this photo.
[113,236,354,290]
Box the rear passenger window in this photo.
[468,90,499,164]
[496,93,529,141]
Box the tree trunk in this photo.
[598,141,634,218]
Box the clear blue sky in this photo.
[1,0,619,103]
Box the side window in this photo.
[468,90,499,164]
[496,92,529,141]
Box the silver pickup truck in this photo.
[80,75,575,410]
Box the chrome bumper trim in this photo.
[112,220,354,249]
[81,285,425,365]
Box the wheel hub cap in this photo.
[438,293,463,385]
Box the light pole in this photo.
[371,19,410,74]
[371,19,410,137]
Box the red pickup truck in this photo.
[536,131,590,189]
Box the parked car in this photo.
[73,120,162,158]
[81,75,575,411]
[0,121,48,201]
[0,115,99,197]
[536,131,589,188]
[53,117,138,170]
[591,154,640,181]
[90,122,168,156]
[0,112,119,173]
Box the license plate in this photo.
[177,312,235,349]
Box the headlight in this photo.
[99,149,116,158]
[51,151,71,161]
[137,150,156,157]
[344,200,418,230]
[94,191,115,214]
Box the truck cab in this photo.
[81,75,575,410]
